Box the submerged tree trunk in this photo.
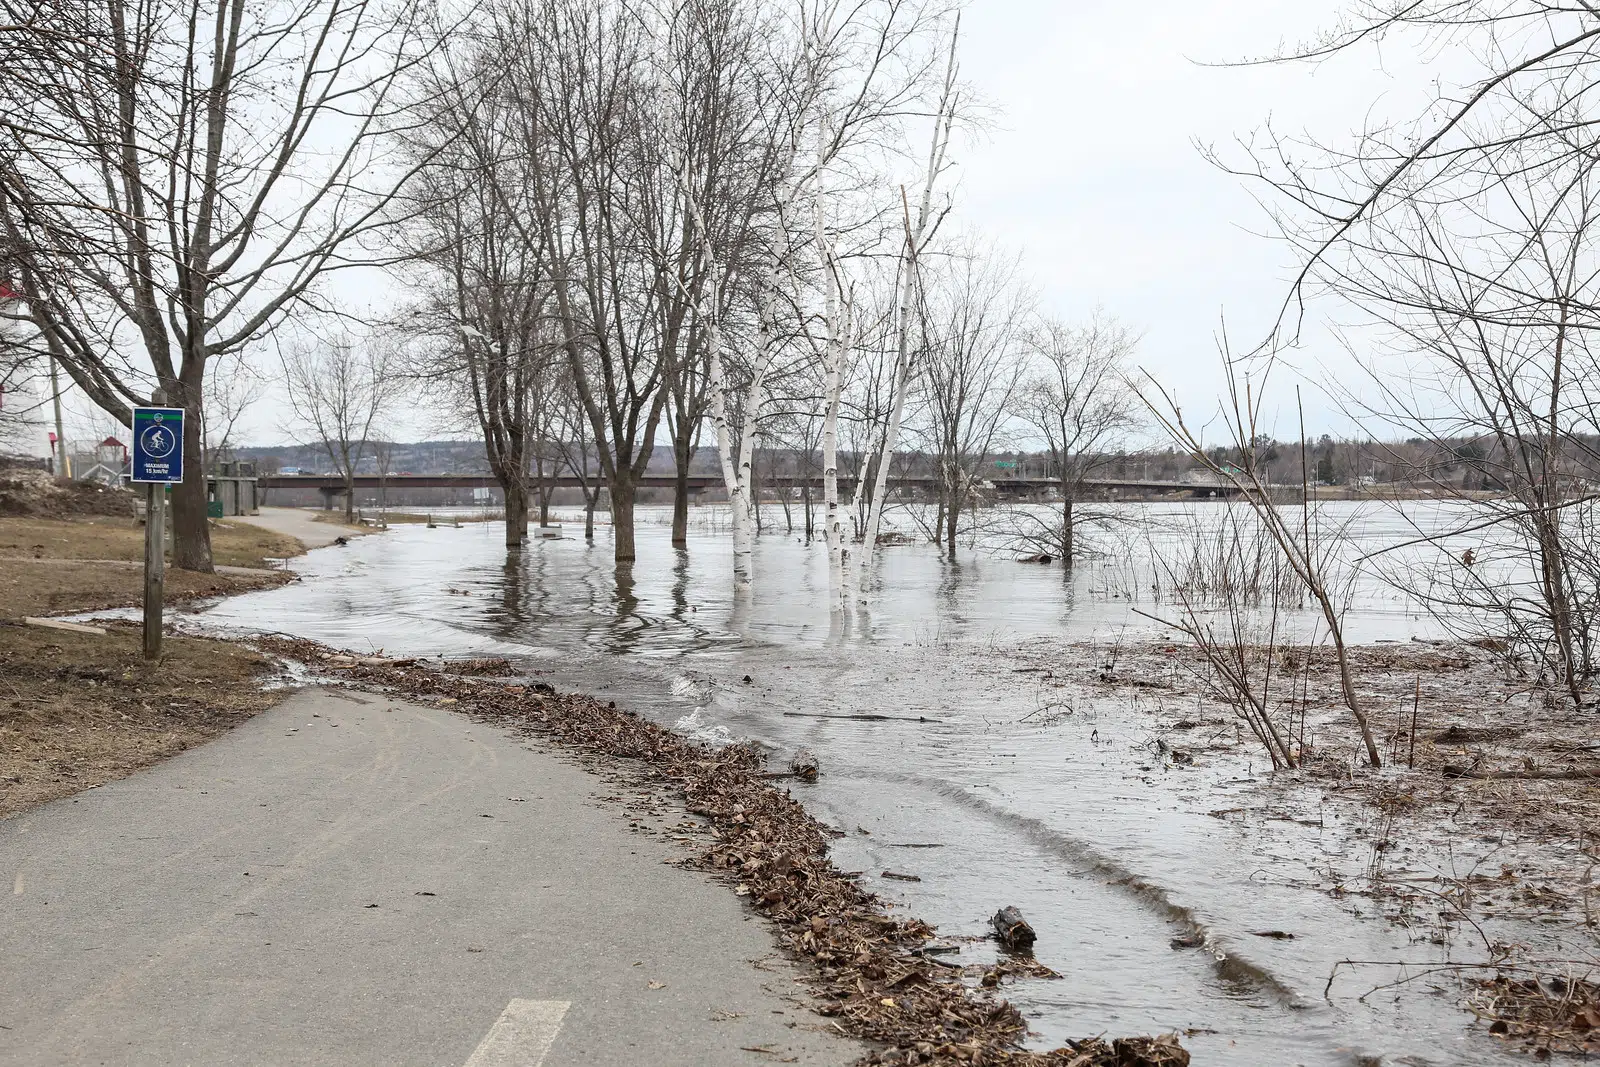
[859,351,912,585]
[944,475,959,561]
[610,477,637,560]
[752,448,763,534]
[1062,495,1074,567]
[671,434,692,547]
[504,482,529,549]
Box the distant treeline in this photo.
[231,434,1570,491]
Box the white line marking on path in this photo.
[463,999,570,1067]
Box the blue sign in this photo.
[131,406,184,483]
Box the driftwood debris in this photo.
[443,657,513,676]
[781,712,944,724]
[790,748,819,782]
[23,617,106,636]
[991,906,1036,953]
[1444,764,1600,781]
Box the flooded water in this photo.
[190,502,1546,1065]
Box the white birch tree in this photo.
[854,20,961,595]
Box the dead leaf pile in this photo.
[443,657,514,676]
[256,637,1188,1067]
[1470,973,1600,1058]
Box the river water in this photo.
[188,502,1552,1065]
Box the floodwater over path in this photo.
[196,503,1543,1066]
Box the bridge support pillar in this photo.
[320,487,340,510]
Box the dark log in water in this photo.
[790,748,819,782]
[991,906,1036,952]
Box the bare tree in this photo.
[0,0,436,570]
[551,371,605,540]
[677,0,957,592]
[1325,130,1600,703]
[1139,344,1384,768]
[854,14,962,591]
[914,243,1029,558]
[1222,3,1600,333]
[1017,312,1140,565]
[283,333,397,525]
[499,0,673,564]
[649,0,798,551]
[784,0,964,605]
[1232,4,1600,703]
[400,29,561,550]
[202,348,263,472]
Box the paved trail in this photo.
[0,690,861,1066]
[232,507,362,550]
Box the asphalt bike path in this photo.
[0,689,861,1066]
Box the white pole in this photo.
[48,354,69,478]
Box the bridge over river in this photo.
[258,472,1242,507]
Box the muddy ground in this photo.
[0,620,280,815]
[3,558,290,619]
[0,507,301,619]
[0,495,302,810]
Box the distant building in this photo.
[69,436,129,486]
[0,281,52,461]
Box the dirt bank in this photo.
[0,621,280,816]
[0,503,310,813]
[0,465,135,518]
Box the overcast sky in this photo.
[952,0,1443,443]
[52,0,1439,450]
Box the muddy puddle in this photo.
[185,503,1566,1065]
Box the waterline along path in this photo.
[187,505,1531,1066]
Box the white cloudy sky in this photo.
[49,0,1441,450]
[953,0,1443,442]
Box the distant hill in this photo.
[230,441,727,477]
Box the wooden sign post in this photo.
[131,392,184,661]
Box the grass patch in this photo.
[0,560,289,620]
[0,621,283,816]
[0,515,303,569]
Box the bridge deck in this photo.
[256,473,1236,495]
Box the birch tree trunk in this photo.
[858,315,914,585]
[707,329,751,588]
[855,25,960,595]
[816,188,852,607]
